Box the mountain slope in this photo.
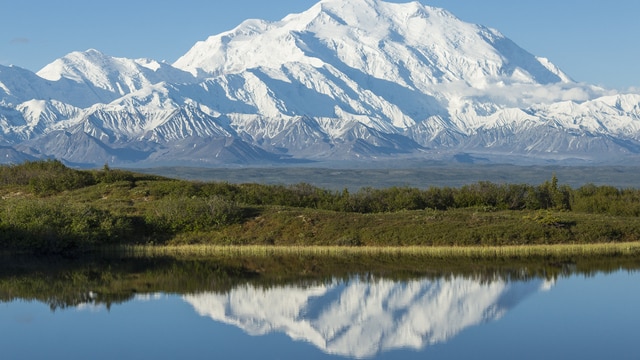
[0,0,638,166]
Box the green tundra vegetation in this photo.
[1,159,640,255]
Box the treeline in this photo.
[175,173,634,216]
[1,160,640,216]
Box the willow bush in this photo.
[144,195,243,234]
[0,198,132,253]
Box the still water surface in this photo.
[1,258,639,359]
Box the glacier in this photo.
[0,0,638,166]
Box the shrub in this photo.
[5,160,96,195]
[0,198,131,253]
[144,195,243,234]
[93,164,136,184]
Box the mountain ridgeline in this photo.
[1,0,639,166]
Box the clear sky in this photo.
[2,0,638,91]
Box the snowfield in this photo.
[0,0,638,166]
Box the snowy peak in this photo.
[174,0,569,89]
[0,64,51,105]
[38,49,195,97]
[38,49,120,82]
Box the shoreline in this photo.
[111,242,640,259]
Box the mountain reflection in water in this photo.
[184,276,552,358]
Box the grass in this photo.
[3,239,640,311]
[114,242,640,260]
[165,207,640,248]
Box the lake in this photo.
[1,254,639,359]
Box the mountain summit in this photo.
[175,0,570,86]
[0,0,638,166]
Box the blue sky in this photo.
[2,0,638,90]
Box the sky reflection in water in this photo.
[1,271,639,359]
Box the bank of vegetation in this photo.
[1,160,640,255]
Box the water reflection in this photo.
[184,276,553,358]
[3,255,639,359]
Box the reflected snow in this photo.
[184,275,551,358]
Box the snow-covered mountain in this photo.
[184,275,551,358]
[1,0,638,166]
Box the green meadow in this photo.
[1,160,640,256]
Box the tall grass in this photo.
[114,242,640,259]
